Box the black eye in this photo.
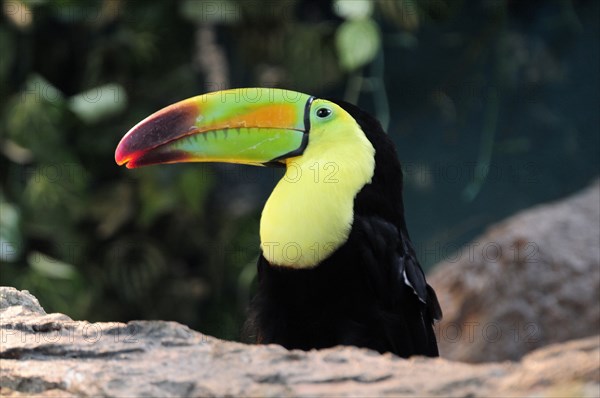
[316,107,332,118]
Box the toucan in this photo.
[115,88,442,357]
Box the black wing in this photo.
[355,215,442,357]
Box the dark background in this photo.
[1,0,598,340]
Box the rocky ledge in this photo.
[1,287,598,397]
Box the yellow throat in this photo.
[260,101,375,268]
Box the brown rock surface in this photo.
[1,287,599,397]
[429,180,600,363]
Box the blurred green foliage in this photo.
[1,0,598,340]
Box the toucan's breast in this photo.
[260,103,376,268]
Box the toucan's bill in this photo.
[115,88,314,168]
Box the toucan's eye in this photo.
[316,107,332,118]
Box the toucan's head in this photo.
[116,88,403,268]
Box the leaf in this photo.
[335,19,381,72]
[0,197,22,262]
[28,251,78,279]
[68,84,128,124]
[5,75,66,161]
[333,0,374,20]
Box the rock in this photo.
[0,287,45,316]
[429,180,600,363]
[1,287,599,397]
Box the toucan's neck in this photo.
[259,121,375,268]
[336,99,407,232]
